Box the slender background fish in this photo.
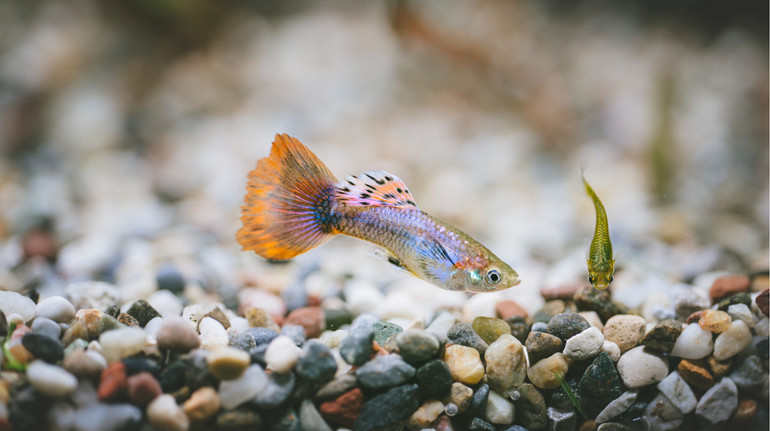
[583,174,615,289]
[237,133,520,293]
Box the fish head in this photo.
[452,255,520,293]
[588,260,615,290]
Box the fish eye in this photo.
[485,269,501,285]
[588,275,595,284]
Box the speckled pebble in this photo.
[513,383,547,430]
[639,319,681,352]
[356,354,415,389]
[657,371,696,414]
[695,377,738,428]
[396,328,440,363]
[484,333,527,396]
[546,312,590,341]
[295,340,337,383]
[677,358,714,390]
[525,331,563,364]
[602,314,646,353]
[527,353,569,389]
[447,322,488,356]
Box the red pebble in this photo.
[319,387,364,428]
[710,275,750,303]
[127,371,162,406]
[756,289,769,317]
[495,300,528,320]
[285,307,324,339]
[98,362,128,401]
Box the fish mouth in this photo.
[509,276,521,288]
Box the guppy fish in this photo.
[583,174,614,289]
[237,133,520,293]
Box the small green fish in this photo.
[583,174,614,289]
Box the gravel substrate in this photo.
[0,269,767,431]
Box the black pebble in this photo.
[21,333,63,363]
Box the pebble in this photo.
[408,400,444,429]
[444,344,485,385]
[245,327,279,346]
[729,355,763,391]
[595,390,637,423]
[616,346,669,388]
[495,300,528,320]
[118,313,140,327]
[373,321,403,345]
[717,292,752,311]
[354,384,420,431]
[26,360,77,397]
[299,399,333,431]
[295,340,337,383]
[356,354,415,389]
[156,315,200,352]
[533,300,567,323]
[127,371,162,407]
[546,312,590,341]
[601,340,621,362]
[415,359,453,399]
[484,333,527,396]
[527,353,569,389]
[396,328,440,363]
[677,358,714,390]
[218,364,268,409]
[513,383,547,430]
[252,371,295,409]
[324,308,352,331]
[207,346,251,380]
[695,377,738,427]
[732,398,759,426]
[470,383,490,416]
[198,317,229,349]
[244,307,281,333]
[184,386,221,423]
[756,288,769,316]
[318,329,348,348]
[644,393,684,431]
[656,371,696,414]
[713,320,752,360]
[707,355,731,379]
[35,296,76,323]
[506,316,529,343]
[485,390,514,425]
[541,284,583,301]
[98,361,128,401]
[670,323,714,359]
[314,374,357,401]
[319,388,363,429]
[602,314,646,353]
[579,352,625,405]
[425,311,455,337]
[472,316,512,344]
[99,327,147,363]
[65,281,122,311]
[447,322,488,356]
[202,308,230,330]
[63,349,107,377]
[639,319,681,352]
[216,409,262,431]
[573,286,627,320]
[339,326,374,366]
[468,417,497,431]
[710,275,750,302]
[147,394,189,431]
[285,306,324,339]
[547,406,576,431]
[726,303,754,327]
[0,291,36,322]
[155,264,186,293]
[699,309,732,333]
[444,382,473,414]
[280,324,307,345]
[265,335,303,373]
[71,404,143,431]
[673,288,710,320]
[22,332,63,363]
[563,326,604,360]
[525,331,563,364]
[126,300,161,327]
[530,321,548,332]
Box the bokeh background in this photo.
[0,0,767,318]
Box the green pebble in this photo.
[374,321,403,345]
[718,292,752,311]
[324,309,352,331]
[472,316,511,344]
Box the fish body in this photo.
[583,174,614,289]
[237,133,520,293]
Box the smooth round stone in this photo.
[315,374,358,402]
[513,383,547,430]
[712,320,752,360]
[218,364,268,409]
[670,323,714,359]
[27,360,77,397]
[127,372,162,407]
[444,345,485,385]
[616,346,669,388]
[726,303,754,327]
[198,317,229,350]
[546,312,590,341]
[156,316,200,352]
[639,319,682,352]
[525,331,563,364]
[280,324,306,345]
[339,327,374,366]
[22,332,63,363]
[285,306,324,339]
[208,347,251,381]
[36,296,76,323]
[408,400,444,429]
[396,329,440,363]
[447,322,489,356]
[324,308,352,332]
[295,340,337,383]
[183,387,220,423]
[99,327,147,363]
[695,377,738,428]
[601,340,621,362]
[485,391,514,425]
[644,393,684,431]
[602,314,646,353]
[147,394,189,431]
[579,352,624,404]
[579,311,604,331]
[415,359,453,399]
[252,371,295,409]
[445,382,473,414]
[471,383,490,416]
[244,327,279,347]
[155,264,186,293]
[63,349,107,377]
[563,326,604,360]
[526,353,569,389]
[356,354,415,389]
[698,309,731,333]
[354,384,420,431]
[265,335,303,373]
[300,399,333,431]
[595,390,637,423]
[710,275,750,302]
[0,291,36,322]
[484,334,527,396]
[65,281,122,311]
[472,316,512,344]
[656,371,696,414]
[530,321,548,333]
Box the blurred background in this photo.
[0,0,767,315]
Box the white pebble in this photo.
[578,311,604,331]
[99,327,148,363]
[198,317,228,349]
[485,390,515,425]
[426,311,456,338]
[726,304,754,328]
[144,316,164,337]
[147,290,183,318]
[616,346,669,388]
[601,340,621,362]
[147,394,189,431]
[657,371,697,414]
[265,335,303,373]
[219,365,269,410]
[319,329,349,349]
[0,291,36,322]
[670,323,713,359]
[563,327,604,360]
[27,360,77,397]
[595,390,637,423]
[35,296,76,323]
[228,316,250,333]
[713,320,752,361]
